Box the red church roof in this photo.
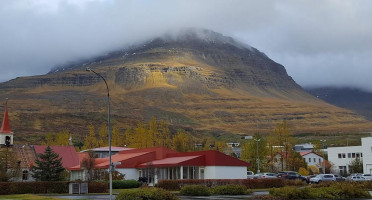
[0,102,12,133]
[34,145,80,168]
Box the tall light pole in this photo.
[320,140,326,174]
[86,67,112,200]
[254,139,260,173]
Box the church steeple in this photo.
[1,99,12,133]
[0,99,13,146]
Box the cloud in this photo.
[0,0,371,91]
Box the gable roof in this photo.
[167,150,250,167]
[138,155,205,168]
[300,151,323,158]
[34,145,80,168]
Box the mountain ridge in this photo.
[1,29,371,144]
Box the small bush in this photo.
[180,185,212,196]
[88,181,108,193]
[212,184,250,195]
[116,188,178,200]
[112,180,141,189]
[0,181,69,194]
[156,180,181,191]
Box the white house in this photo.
[328,145,363,174]
[69,147,251,185]
[361,137,372,174]
[300,151,324,172]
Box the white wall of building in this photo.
[328,146,363,174]
[117,168,138,180]
[204,166,246,179]
[303,153,324,167]
[362,137,372,174]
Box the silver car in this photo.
[310,174,336,184]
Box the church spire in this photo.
[1,99,12,133]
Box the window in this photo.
[338,154,342,158]
[348,153,351,158]
[356,153,360,158]
[361,153,363,157]
[313,158,316,162]
[342,153,346,158]
[319,158,321,163]
[308,158,311,162]
[22,170,28,180]
[339,166,347,175]
[352,153,356,158]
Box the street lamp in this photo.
[254,139,260,173]
[320,140,326,174]
[86,67,112,200]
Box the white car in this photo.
[362,174,372,180]
[310,174,336,184]
[255,173,277,179]
[247,171,255,179]
[346,175,366,181]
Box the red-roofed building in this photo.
[34,145,80,169]
[69,147,250,185]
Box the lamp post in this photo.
[320,140,326,174]
[254,139,260,173]
[86,67,112,200]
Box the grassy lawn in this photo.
[0,194,65,200]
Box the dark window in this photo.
[338,154,342,158]
[22,170,28,180]
[348,153,351,158]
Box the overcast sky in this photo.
[1,0,371,91]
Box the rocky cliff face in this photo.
[0,29,370,144]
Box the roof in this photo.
[34,145,80,168]
[0,102,12,134]
[71,147,250,170]
[300,151,323,158]
[138,155,204,168]
[166,150,250,167]
[81,146,134,152]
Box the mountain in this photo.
[306,87,372,121]
[0,29,370,144]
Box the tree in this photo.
[83,124,98,150]
[81,150,96,181]
[0,147,20,182]
[349,157,363,174]
[32,146,65,181]
[241,134,268,173]
[273,120,295,170]
[112,126,125,147]
[287,151,307,171]
[172,130,193,152]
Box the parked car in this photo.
[306,175,317,183]
[247,171,255,179]
[277,171,308,182]
[255,173,277,179]
[362,174,372,180]
[334,174,346,181]
[310,174,336,184]
[346,175,366,181]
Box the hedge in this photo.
[0,181,107,195]
[112,180,141,189]
[116,188,178,200]
[180,185,212,196]
[269,183,371,199]
[157,179,288,190]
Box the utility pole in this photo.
[254,139,261,173]
[320,140,326,174]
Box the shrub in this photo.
[112,180,141,189]
[116,188,178,200]
[156,180,181,191]
[269,184,371,199]
[0,181,69,194]
[180,185,212,196]
[88,181,108,193]
[212,184,250,195]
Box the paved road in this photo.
[50,191,269,200]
